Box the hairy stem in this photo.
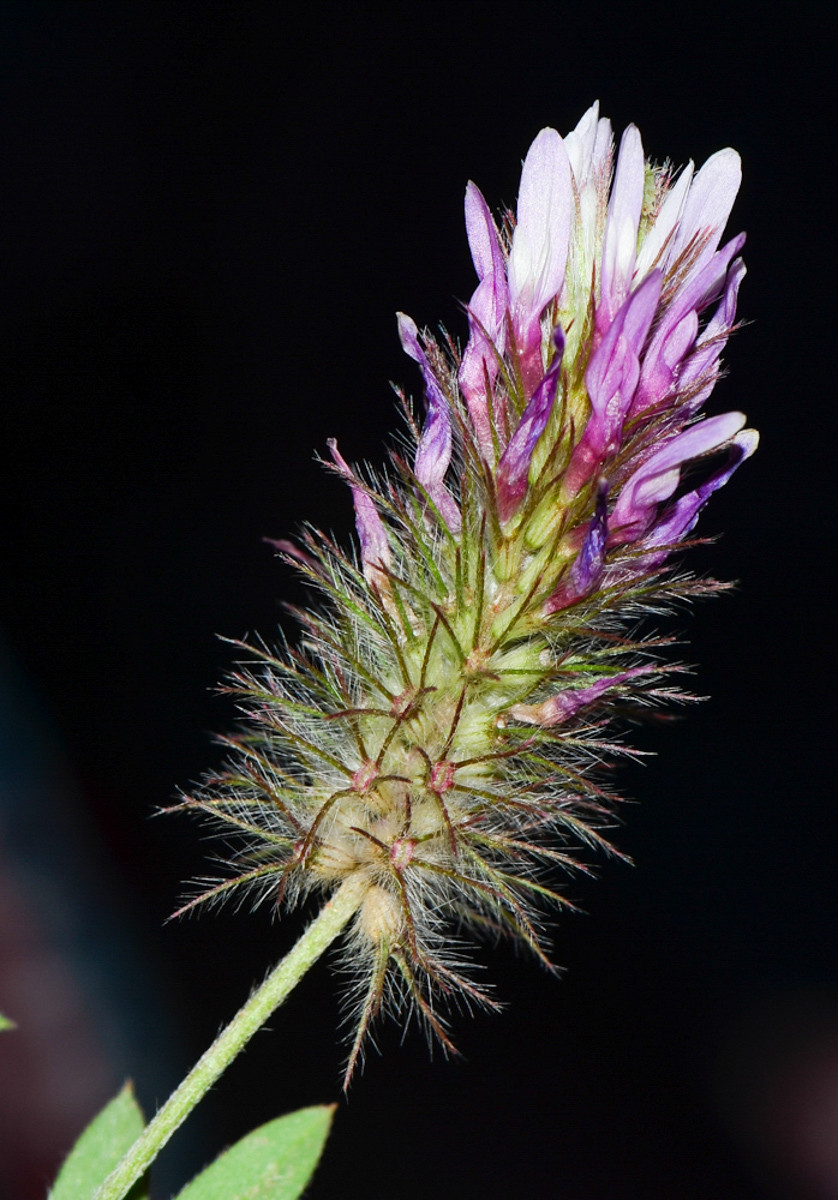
[92,877,367,1200]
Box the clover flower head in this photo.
[174,103,757,1084]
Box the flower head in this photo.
[175,105,756,1084]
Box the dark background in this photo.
[0,3,835,1198]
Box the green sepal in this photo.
[50,1082,148,1200]
[173,1104,336,1200]
[0,1012,15,1031]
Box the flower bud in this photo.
[358,885,405,947]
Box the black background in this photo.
[1,3,836,1197]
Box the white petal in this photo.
[508,127,573,319]
[671,147,742,266]
[599,125,645,321]
[564,101,599,184]
[591,117,612,179]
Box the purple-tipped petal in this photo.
[510,665,658,727]
[459,183,509,457]
[397,313,461,532]
[496,328,565,523]
[508,128,573,394]
[597,124,645,332]
[638,429,759,566]
[611,411,748,540]
[328,439,391,579]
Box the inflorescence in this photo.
[172,102,757,1083]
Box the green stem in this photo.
[93,877,366,1200]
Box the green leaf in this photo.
[0,1012,15,1031]
[50,1082,148,1200]
[174,1104,336,1200]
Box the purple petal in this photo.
[637,309,698,410]
[544,484,608,613]
[677,257,746,414]
[459,183,509,457]
[589,271,662,434]
[328,439,391,578]
[597,124,645,332]
[638,429,759,566]
[459,280,504,458]
[397,313,461,532]
[611,411,748,540]
[676,230,747,320]
[631,232,746,414]
[510,665,658,727]
[496,328,565,523]
[571,484,608,594]
[507,128,573,395]
[564,272,661,494]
